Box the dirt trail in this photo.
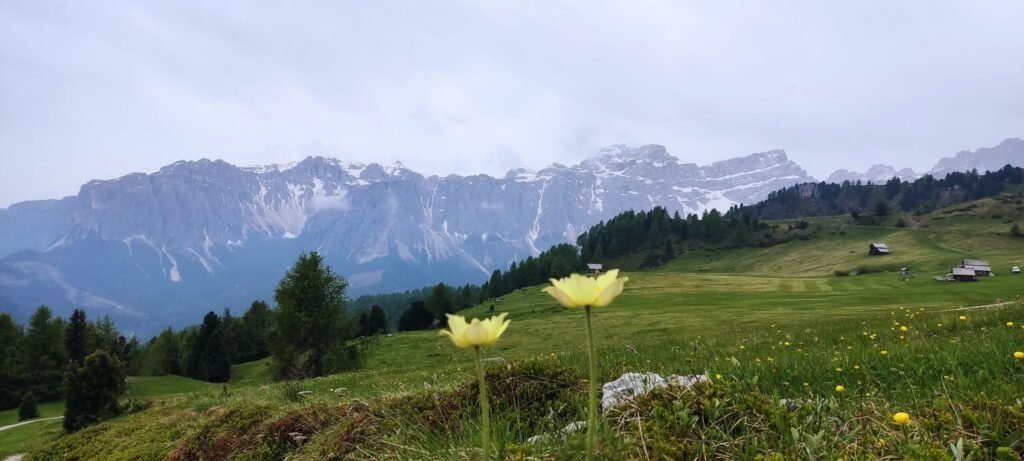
[940,300,1017,312]
[0,416,62,433]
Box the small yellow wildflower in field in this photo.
[835,385,845,393]
[880,350,888,355]
[959,315,967,320]
[937,323,942,327]
[900,326,908,332]
[892,412,910,425]
[715,373,722,380]
[854,365,860,370]
[835,368,843,372]
[784,341,791,346]
[878,438,886,447]
[1014,351,1024,360]
[1008,322,1015,327]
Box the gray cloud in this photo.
[1,0,1022,207]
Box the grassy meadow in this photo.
[14,197,1024,459]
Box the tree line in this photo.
[731,165,1024,221]
[0,251,388,432]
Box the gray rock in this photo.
[601,372,709,412]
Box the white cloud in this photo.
[1,0,1023,207]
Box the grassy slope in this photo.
[19,196,1024,459]
[0,372,220,457]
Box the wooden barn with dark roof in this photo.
[868,243,890,256]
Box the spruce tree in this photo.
[273,252,351,379]
[154,328,182,375]
[22,306,67,401]
[367,305,387,335]
[65,309,89,365]
[0,313,24,410]
[63,349,125,432]
[425,283,454,322]
[18,391,39,421]
[398,301,434,331]
[240,300,272,362]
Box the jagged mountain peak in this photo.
[929,137,1024,175]
[0,142,820,333]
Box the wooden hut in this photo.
[959,259,993,276]
[868,243,890,255]
[951,267,979,282]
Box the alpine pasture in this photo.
[12,198,1024,460]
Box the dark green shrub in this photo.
[18,391,39,421]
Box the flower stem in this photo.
[475,346,491,460]
[584,305,597,461]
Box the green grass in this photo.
[229,358,276,386]
[17,195,1024,459]
[0,374,214,458]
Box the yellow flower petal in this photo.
[543,270,629,308]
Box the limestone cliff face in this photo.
[0,144,814,333]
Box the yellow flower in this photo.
[438,313,510,348]
[880,350,888,355]
[900,326,908,332]
[892,412,910,425]
[835,385,845,393]
[959,315,967,320]
[1008,322,1015,327]
[542,269,629,308]
[1014,351,1024,360]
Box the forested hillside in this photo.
[735,165,1024,220]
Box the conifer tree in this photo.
[273,252,352,378]
[63,349,125,432]
[65,309,89,365]
[22,306,67,401]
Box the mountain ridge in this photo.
[1,138,1022,335]
[0,144,813,334]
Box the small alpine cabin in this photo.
[951,267,979,282]
[960,259,993,276]
[868,243,890,256]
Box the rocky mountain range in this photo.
[0,138,1021,335]
[824,138,1024,184]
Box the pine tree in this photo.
[0,313,24,410]
[398,301,434,331]
[65,309,89,365]
[90,316,119,353]
[187,312,219,379]
[367,305,387,335]
[273,252,352,379]
[154,328,182,376]
[63,349,125,432]
[240,300,273,362]
[22,306,67,401]
[425,283,454,322]
[874,201,888,217]
[202,327,231,383]
[18,391,39,421]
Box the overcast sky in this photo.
[1,1,1022,207]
